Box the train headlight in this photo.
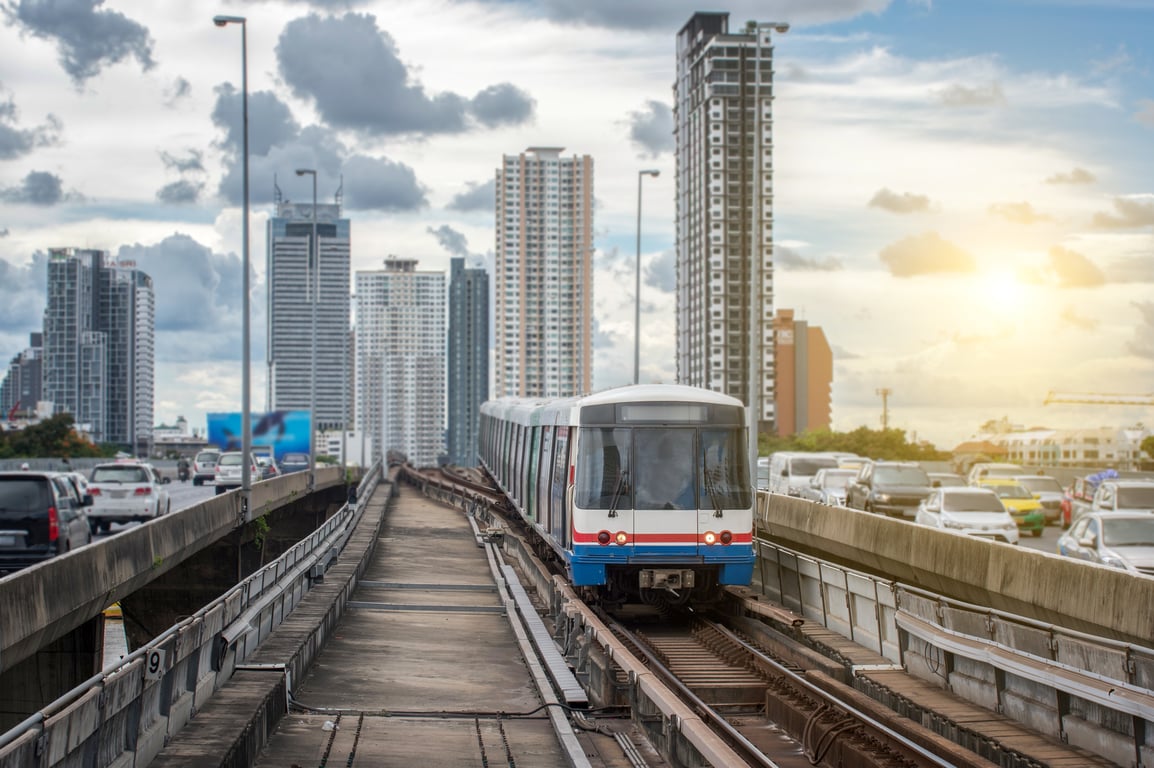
[704,531,717,545]
[615,531,628,546]
[720,530,733,545]
[597,530,611,546]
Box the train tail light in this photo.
[615,531,628,546]
[597,530,611,546]
[720,530,733,545]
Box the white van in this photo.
[766,451,841,497]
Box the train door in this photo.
[551,427,570,546]
[632,428,698,552]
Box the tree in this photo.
[759,426,950,461]
[0,414,114,459]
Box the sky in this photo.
[1,0,1153,451]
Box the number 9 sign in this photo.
[145,648,167,680]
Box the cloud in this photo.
[1128,301,1154,359]
[341,154,426,211]
[276,13,531,137]
[935,82,1005,107]
[878,232,976,277]
[0,251,48,332]
[626,100,673,157]
[448,179,495,213]
[156,179,204,205]
[114,234,249,362]
[1060,306,1098,331]
[0,228,8,237]
[427,225,469,258]
[160,149,204,174]
[645,249,675,292]
[988,201,1050,225]
[1135,99,1154,128]
[775,244,843,271]
[211,85,300,157]
[0,170,76,205]
[164,76,190,105]
[0,91,61,160]
[867,187,931,214]
[3,0,154,84]
[1044,245,1105,288]
[470,83,535,128]
[1106,254,1154,284]
[1091,195,1154,229]
[1045,167,1095,185]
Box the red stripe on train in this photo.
[572,531,752,544]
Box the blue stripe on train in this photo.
[568,543,754,587]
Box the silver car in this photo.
[1057,512,1154,576]
[87,461,171,533]
[915,487,1020,545]
[214,452,258,495]
[800,468,857,506]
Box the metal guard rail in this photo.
[0,461,383,767]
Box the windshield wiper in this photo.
[608,469,629,518]
[703,464,724,518]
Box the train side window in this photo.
[634,428,696,510]
[575,427,632,510]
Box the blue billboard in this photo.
[206,411,311,461]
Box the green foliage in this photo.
[759,426,950,462]
[0,414,114,459]
[1142,435,1154,459]
[315,455,338,465]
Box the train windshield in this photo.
[574,426,750,511]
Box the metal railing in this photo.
[0,462,382,768]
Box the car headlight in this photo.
[874,493,891,503]
[942,518,966,530]
[1098,550,1130,570]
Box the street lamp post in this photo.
[746,20,788,476]
[634,169,660,386]
[295,169,318,492]
[213,14,252,522]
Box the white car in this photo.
[915,486,1019,545]
[214,452,259,495]
[1057,512,1154,576]
[800,468,857,506]
[87,461,171,533]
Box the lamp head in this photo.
[213,15,244,26]
[295,169,314,177]
[641,169,660,178]
[773,23,790,34]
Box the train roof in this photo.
[481,384,746,425]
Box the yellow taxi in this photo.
[977,479,1046,537]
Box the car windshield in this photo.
[1017,477,1062,494]
[196,453,219,463]
[990,485,1031,500]
[821,470,856,489]
[945,492,1005,513]
[790,457,839,476]
[283,453,308,463]
[874,467,928,485]
[91,466,150,483]
[1102,517,1154,547]
[1117,486,1154,508]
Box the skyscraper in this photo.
[266,195,351,431]
[773,309,832,436]
[495,147,593,398]
[355,258,446,467]
[447,257,489,466]
[0,333,43,418]
[41,248,154,451]
[675,12,782,435]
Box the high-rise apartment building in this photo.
[772,309,832,436]
[675,12,782,435]
[447,257,489,466]
[42,248,154,451]
[355,258,445,467]
[266,196,351,431]
[0,333,43,417]
[495,147,593,398]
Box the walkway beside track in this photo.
[152,477,584,767]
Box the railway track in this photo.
[404,465,1111,767]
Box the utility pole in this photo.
[876,387,892,430]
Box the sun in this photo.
[974,269,1030,318]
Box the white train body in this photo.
[479,384,754,602]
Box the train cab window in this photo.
[575,427,632,510]
[699,428,752,509]
[634,428,696,510]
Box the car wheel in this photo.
[98,521,111,533]
[215,486,224,495]
[193,477,202,487]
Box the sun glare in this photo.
[974,270,1029,318]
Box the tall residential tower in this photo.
[355,258,446,467]
[675,13,782,435]
[266,195,351,431]
[495,147,594,398]
[447,257,489,466]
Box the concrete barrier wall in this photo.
[759,492,1154,644]
[0,466,343,676]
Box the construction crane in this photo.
[1043,392,1154,406]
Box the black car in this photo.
[0,471,93,575]
[846,461,933,518]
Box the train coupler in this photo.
[639,569,696,591]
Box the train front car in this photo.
[569,385,754,606]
